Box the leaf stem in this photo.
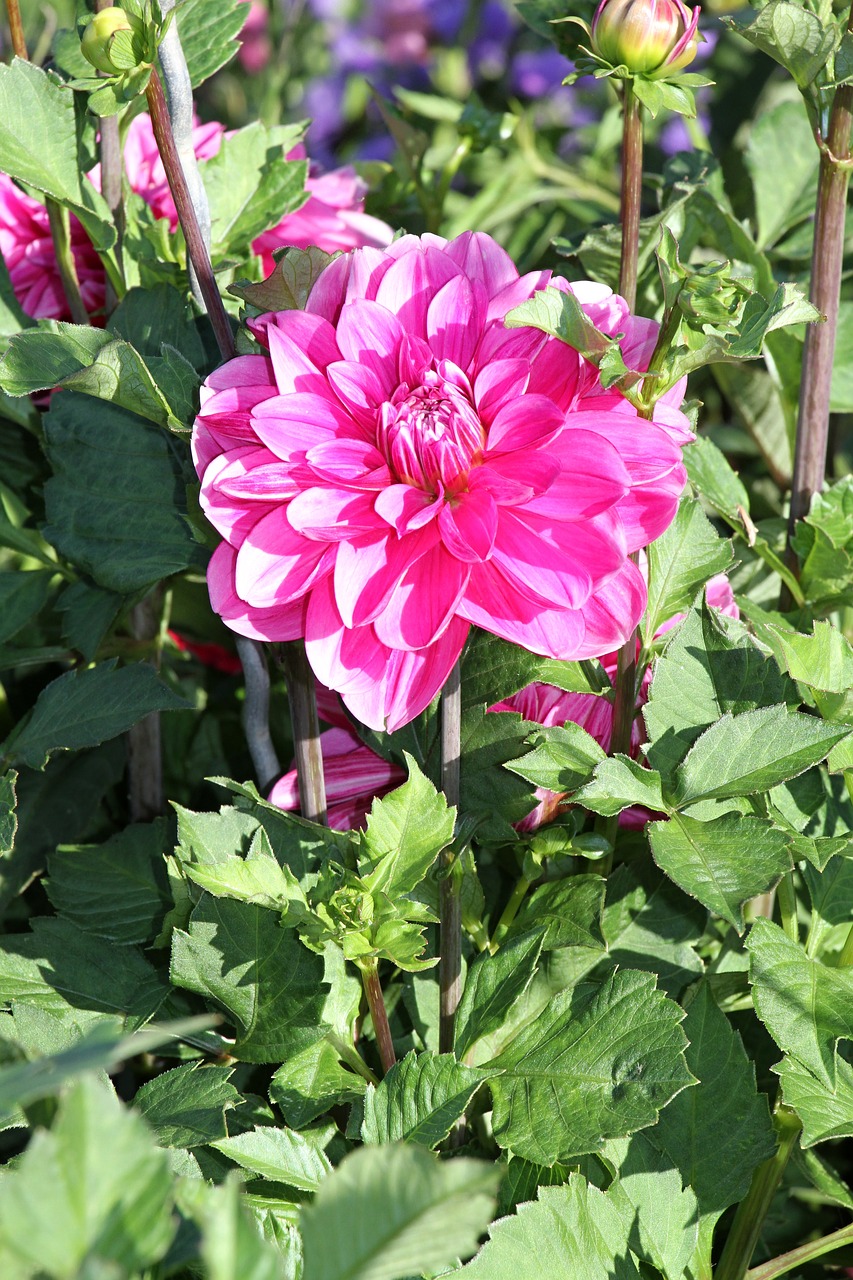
[490,874,534,953]
[277,641,327,825]
[714,1106,802,1280]
[783,0,853,597]
[439,659,462,1057]
[326,1031,380,1087]
[359,959,396,1076]
[746,1220,853,1280]
[145,67,235,361]
[45,199,90,325]
[619,81,643,311]
[775,872,799,945]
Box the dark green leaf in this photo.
[361,1051,494,1148]
[601,862,705,997]
[135,1062,240,1148]
[455,929,544,1058]
[683,436,750,523]
[510,876,606,953]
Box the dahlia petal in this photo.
[286,486,382,541]
[473,358,530,425]
[438,488,498,562]
[334,299,404,393]
[426,274,486,369]
[472,453,560,505]
[372,543,470,651]
[485,269,551,322]
[208,541,307,642]
[203,354,275,393]
[374,244,462,337]
[572,557,647,658]
[305,438,391,488]
[326,359,386,427]
[374,484,444,534]
[215,451,299,503]
[485,394,566,454]
[459,566,586,659]
[521,429,632,520]
[262,310,341,371]
[236,508,335,606]
[444,230,519,299]
[305,576,390,699]
[491,509,625,611]
[201,448,273,543]
[252,392,356,461]
[334,523,440,628]
[381,615,470,733]
[266,322,335,397]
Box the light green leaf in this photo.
[726,0,840,90]
[770,621,853,696]
[177,0,252,87]
[135,1063,240,1148]
[1,661,190,771]
[604,1133,699,1280]
[642,497,732,642]
[201,122,307,255]
[0,772,14,860]
[198,1177,296,1280]
[506,286,622,364]
[744,100,819,251]
[683,435,750,523]
[299,1143,500,1280]
[673,706,847,806]
[183,830,309,916]
[454,928,544,1058]
[269,1038,368,1130]
[505,722,606,792]
[0,1076,174,1277]
[831,302,853,412]
[509,876,606,953]
[488,969,693,1164]
[0,324,113,395]
[170,894,327,1063]
[452,1175,639,1280]
[648,812,792,931]
[0,60,115,252]
[359,755,455,897]
[361,1051,494,1148]
[573,756,666,818]
[777,1053,853,1147]
[212,1125,332,1192]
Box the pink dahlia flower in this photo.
[271,574,737,832]
[193,230,691,732]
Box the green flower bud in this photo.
[591,0,701,79]
[81,7,134,74]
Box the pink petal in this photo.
[325,360,386,428]
[236,508,335,606]
[444,230,519,299]
[266,321,337,397]
[216,449,300,503]
[252,392,356,461]
[305,438,391,488]
[372,543,470,651]
[374,244,462,337]
[426,274,486,369]
[333,523,440,628]
[208,541,307,641]
[523,428,631,520]
[201,448,272,543]
[438,488,498,562]
[286,486,382,541]
[305,577,390,699]
[485,395,566,454]
[459,565,586,658]
[473,358,530,425]
[490,509,624,611]
[472,453,560,506]
[573,557,647,658]
[374,484,444,535]
[334,299,404,393]
[381,615,470,732]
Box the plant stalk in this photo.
[127,589,165,821]
[783,1,853,591]
[360,960,396,1076]
[95,0,124,315]
[277,641,327,825]
[439,659,462,1057]
[490,873,534,953]
[45,200,90,325]
[747,1221,853,1280]
[4,0,26,59]
[145,68,235,360]
[619,81,643,312]
[235,637,280,793]
[714,1106,802,1280]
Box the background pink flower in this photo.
[194,230,690,732]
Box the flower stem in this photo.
[277,641,327,825]
[127,588,165,821]
[714,1106,802,1280]
[359,959,396,1076]
[95,0,124,315]
[776,872,799,945]
[439,659,462,1057]
[747,1221,853,1280]
[4,0,27,59]
[619,81,644,311]
[490,873,534,953]
[45,199,90,325]
[145,67,235,361]
[235,637,280,794]
[783,1,853,595]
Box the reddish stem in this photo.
[361,960,396,1076]
[619,82,643,311]
[4,0,27,59]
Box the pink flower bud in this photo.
[591,0,701,78]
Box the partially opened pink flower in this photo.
[194,230,690,731]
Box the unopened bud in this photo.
[591,0,701,78]
[81,6,134,74]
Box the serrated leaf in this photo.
[0,1076,174,1277]
[604,1132,699,1280]
[170,894,327,1063]
[452,1176,640,1280]
[510,875,606,953]
[0,570,55,643]
[726,0,839,90]
[200,123,307,257]
[0,324,113,395]
[505,721,606,792]
[359,755,454,897]
[770,621,853,697]
[461,629,608,708]
[300,1143,500,1280]
[135,1063,240,1148]
[642,498,732,642]
[673,706,847,806]
[777,1053,853,1147]
[231,246,341,313]
[683,435,750,523]
[361,1051,494,1148]
[176,0,250,87]
[212,1125,332,1191]
[197,1176,296,1280]
[488,969,693,1164]
[601,863,705,997]
[454,929,544,1058]
[183,831,308,916]
[269,1038,368,1129]
[1,661,190,770]
[506,286,620,363]
[573,756,666,817]
[648,813,791,932]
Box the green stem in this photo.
[277,641,327,826]
[776,872,799,945]
[746,1220,853,1280]
[837,920,853,967]
[439,659,462,1057]
[359,959,396,1076]
[490,874,534,953]
[46,199,90,326]
[95,0,124,315]
[619,81,643,311]
[326,1032,380,1088]
[714,1107,802,1280]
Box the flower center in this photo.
[379,368,484,493]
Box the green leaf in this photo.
[198,1176,297,1280]
[770,622,853,706]
[200,123,307,256]
[170,894,328,1063]
[46,819,172,945]
[0,1076,175,1277]
[177,0,251,87]
[649,983,775,1268]
[488,969,693,1164]
[831,302,853,412]
[744,100,819,251]
[182,830,309,916]
[42,394,205,594]
[300,1143,500,1280]
[0,916,171,1026]
[726,0,840,90]
[683,435,750,523]
[135,1063,240,1148]
[461,629,608,709]
[460,707,544,840]
[361,1051,494,1148]
[603,1132,699,1280]
[269,1038,368,1129]
[212,1125,332,1191]
[0,60,115,252]
[510,876,606,953]
[648,813,791,932]
[1,661,190,770]
[776,1053,853,1147]
[454,929,545,1058]
[573,756,666,818]
[0,570,55,643]
[601,862,705,997]
[748,917,853,1084]
[56,579,124,662]
[0,323,113,395]
[643,498,732,642]
[359,755,455,897]
[0,771,14,860]
[505,722,606,792]
[673,706,847,806]
[452,1175,640,1280]
[505,286,625,368]
[230,246,341,313]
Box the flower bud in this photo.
[591,0,701,79]
[81,6,134,74]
